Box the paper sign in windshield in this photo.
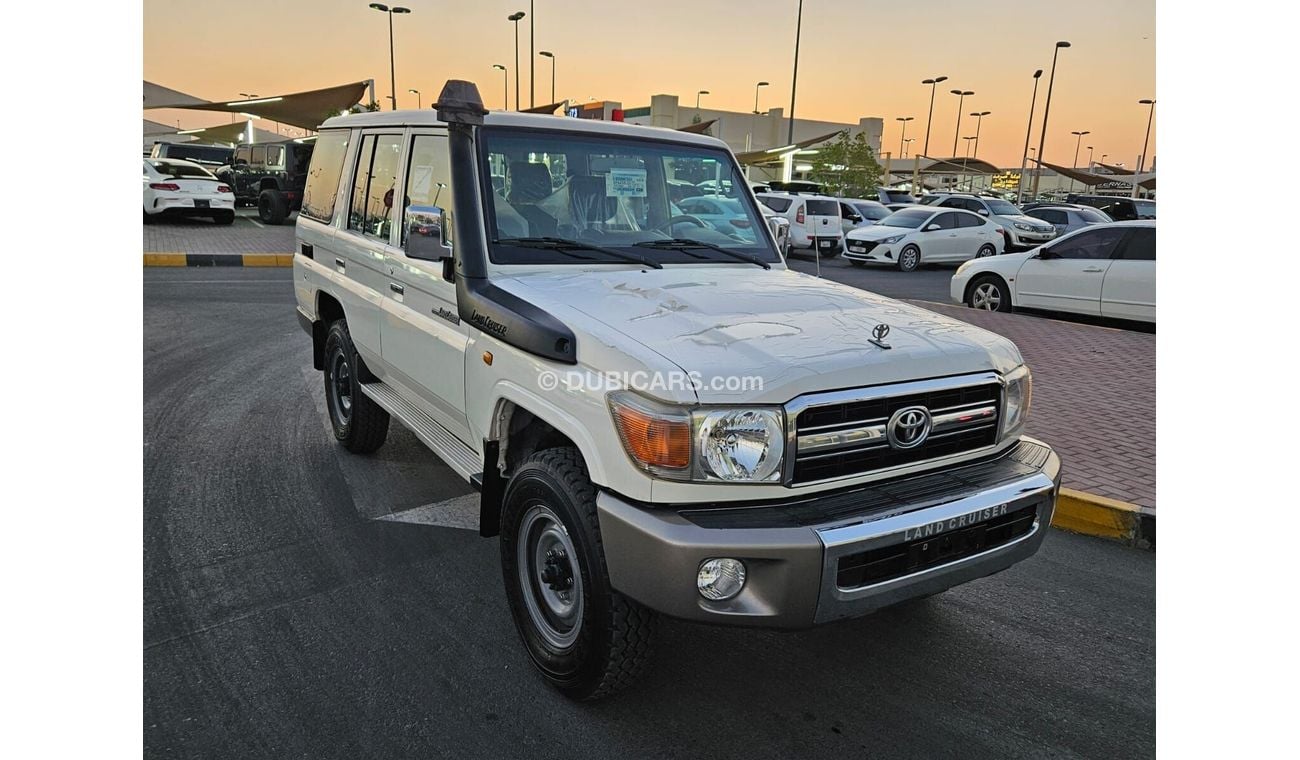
[606,168,647,198]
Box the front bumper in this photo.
[844,240,897,264]
[597,437,1060,628]
[1006,228,1054,249]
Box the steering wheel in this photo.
[653,214,710,233]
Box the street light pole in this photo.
[493,64,508,111]
[539,51,556,105]
[368,4,411,110]
[916,76,948,191]
[950,89,973,157]
[896,116,913,162]
[529,0,535,109]
[1032,41,1071,198]
[1086,145,1094,169]
[1134,98,1156,198]
[970,111,990,158]
[753,81,769,114]
[508,11,525,110]
[903,138,914,159]
[696,90,709,110]
[408,89,421,109]
[1070,130,1090,192]
[788,0,803,144]
[1015,69,1042,204]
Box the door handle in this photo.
[334,257,346,271]
[1082,266,1105,273]
[389,282,405,295]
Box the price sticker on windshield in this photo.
[606,168,647,198]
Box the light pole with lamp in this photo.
[916,76,948,190]
[528,0,535,108]
[787,0,804,144]
[1133,98,1156,198]
[753,81,769,113]
[508,11,526,110]
[1031,41,1071,198]
[493,64,508,111]
[1086,145,1094,169]
[368,4,411,110]
[695,90,710,110]
[408,88,421,109]
[1070,130,1090,191]
[963,136,977,190]
[970,111,990,158]
[950,89,973,157]
[903,137,914,159]
[1015,69,1042,204]
[539,51,556,105]
[896,116,913,161]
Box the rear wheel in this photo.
[897,245,921,272]
[967,275,1012,312]
[258,188,289,225]
[501,447,657,701]
[977,243,997,258]
[323,320,389,453]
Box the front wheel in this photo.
[501,447,657,701]
[897,245,921,272]
[967,275,1012,312]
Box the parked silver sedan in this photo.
[1024,205,1113,237]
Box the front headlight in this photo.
[1000,365,1033,439]
[955,259,976,276]
[1013,222,1034,232]
[880,234,906,244]
[608,391,785,483]
[695,408,785,482]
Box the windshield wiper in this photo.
[633,238,771,270]
[494,236,663,269]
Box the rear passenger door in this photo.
[381,130,470,440]
[1101,227,1156,322]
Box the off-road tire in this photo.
[258,188,289,225]
[500,447,657,701]
[323,320,389,453]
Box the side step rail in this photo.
[359,381,481,481]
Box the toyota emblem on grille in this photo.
[887,405,932,450]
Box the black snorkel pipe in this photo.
[434,80,577,364]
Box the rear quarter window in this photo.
[300,131,349,223]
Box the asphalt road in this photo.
[144,267,1155,759]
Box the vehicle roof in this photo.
[319,109,728,150]
[145,157,207,169]
[840,198,887,206]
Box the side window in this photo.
[401,133,455,249]
[265,145,284,167]
[1116,228,1156,260]
[347,134,403,241]
[1050,227,1129,259]
[300,131,349,223]
[932,212,960,230]
[1033,209,1066,225]
[939,198,962,209]
[251,146,267,165]
[1101,201,1137,221]
[234,146,251,165]
[956,212,983,228]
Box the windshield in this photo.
[882,190,915,203]
[481,127,778,265]
[853,203,891,221]
[984,198,1022,215]
[880,209,932,228]
[148,159,216,179]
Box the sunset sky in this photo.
[144,0,1154,168]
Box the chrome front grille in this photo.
[786,373,1003,485]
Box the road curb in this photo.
[144,253,294,267]
[1052,488,1154,548]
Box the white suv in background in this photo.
[922,193,1056,251]
[756,192,844,258]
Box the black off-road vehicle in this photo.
[218,139,315,224]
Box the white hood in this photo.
[497,266,1024,404]
[846,224,919,242]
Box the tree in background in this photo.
[808,131,882,197]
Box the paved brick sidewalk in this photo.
[144,210,295,254]
[913,301,1156,511]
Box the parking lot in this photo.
[144,266,1154,758]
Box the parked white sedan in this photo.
[843,207,1003,271]
[143,158,235,225]
[949,220,1155,322]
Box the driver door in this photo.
[380,129,471,441]
[1015,227,1129,315]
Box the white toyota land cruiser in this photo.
[293,81,1060,701]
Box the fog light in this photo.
[697,558,746,601]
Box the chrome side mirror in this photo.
[405,205,453,262]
